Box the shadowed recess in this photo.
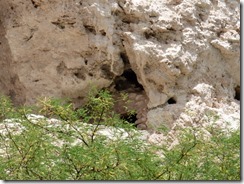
[114,69,144,91]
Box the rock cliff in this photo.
[0,0,240,130]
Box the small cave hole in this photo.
[114,69,144,92]
[74,72,86,80]
[84,60,88,65]
[84,25,96,34]
[168,97,176,104]
[234,86,240,101]
[88,73,93,77]
[100,30,106,36]
[31,0,39,8]
[120,113,137,126]
[33,79,40,82]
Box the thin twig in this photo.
[91,107,105,143]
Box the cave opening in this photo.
[114,69,144,92]
[168,97,176,104]
[120,113,137,126]
[234,85,240,101]
[111,52,147,129]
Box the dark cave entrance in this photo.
[167,97,177,104]
[113,68,143,125]
[114,68,144,92]
[120,113,137,126]
[234,85,240,101]
[112,59,145,125]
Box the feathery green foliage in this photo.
[0,90,240,180]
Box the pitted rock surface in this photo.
[0,0,240,131]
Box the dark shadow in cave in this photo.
[114,69,144,92]
[120,113,137,126]
[112,53,145,128]
[167,97,177,104]
[234,85,240,101]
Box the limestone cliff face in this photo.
[0,0,240,130]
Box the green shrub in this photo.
[155,126,240,180]
[0,90,240,180]
[0,90,160,180]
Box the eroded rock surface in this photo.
[0,0,240,131]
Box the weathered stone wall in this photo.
[0,0,240,130]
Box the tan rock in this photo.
[137,123,147,130]
[0,0,239,131]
